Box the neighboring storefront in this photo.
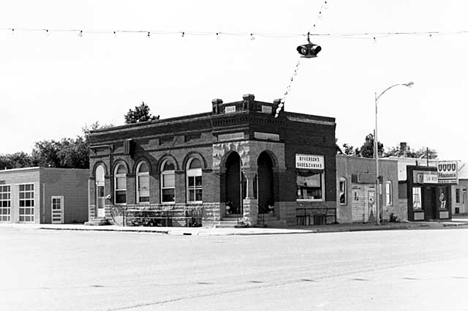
[403,165,453,221]
[336,155,403,223]
[0,167,89,224]
[451,162,468,216]
[88,94,337,227]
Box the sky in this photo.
[1,0,467,162]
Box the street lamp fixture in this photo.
[374,81,414,225]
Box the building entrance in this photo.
[424,187,436,220]
[258,152,274,214]
[225,152,243,216]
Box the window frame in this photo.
[136,161,150,204]
[296,171,325,202]
[455,188,460,204]
[19,183,35,222]
[186,158,203,203]
[114,163,127,205]
[0,185,11,222]
[339,177,347,205]
[386,181,393,206]
[161,159,175,204]
[412,187,422,210]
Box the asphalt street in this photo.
[1,227,467,311]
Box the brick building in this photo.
[0,167,89,224]
[88,94,337,227]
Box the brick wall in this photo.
[40,168,89,224]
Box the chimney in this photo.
[400,142,407,157]
[212,98,223,114]
[242,94,255,110]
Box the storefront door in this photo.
[424,187,436,220]
[258,152,274,214]
[51,196,64,224]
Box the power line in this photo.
[2,27,467,40]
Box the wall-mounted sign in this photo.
[437,161,458,184]
[295,154,324,170]
[414,171,438,184]
[224,106,236,114]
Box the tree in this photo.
[32,122,114,169]
[0,152,36,169]
[124,102,159,124]
[358,133,384,158]
[384,144,438,159]
[342,143,359,156]
[1,122,112,170]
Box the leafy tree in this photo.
[342,143,359,156]
[384,144,437,159]
[0,152,36,169]
[357,133,384,158]
[124,102,159,124]
[32,122,113,169]
[1,122,113,170]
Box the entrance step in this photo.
[215,217,245,228]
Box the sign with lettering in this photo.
[295,154,324,170]
[224,106,236,114]
[437,161,458,184]
[414,171,438,184]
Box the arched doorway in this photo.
[225,152,242,215]
[258,152,274,214]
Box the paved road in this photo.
[1,227,467,311]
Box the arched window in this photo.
[136,162,150,203]
[187,158,202,203]
[114,163,127,204]
[161,160,175,203]
[339,177,347,205]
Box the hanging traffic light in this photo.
[296,42,321,58]
[296,32,321,58]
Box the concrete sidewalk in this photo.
[2,218,468,236]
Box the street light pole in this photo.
[374,81,414,225]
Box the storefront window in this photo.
[296,172,324,201]
[295,154,325,202]
[413,187,421,210]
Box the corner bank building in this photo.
[88,94,337,227]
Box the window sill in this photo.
[297,199,324,202]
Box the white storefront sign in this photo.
[295,154,324,170]
[224,106,236,113]
[437,161,458,184]
[415,172,439,184]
